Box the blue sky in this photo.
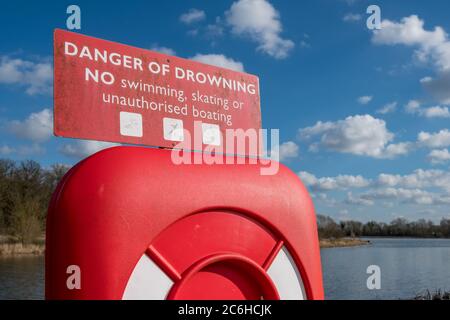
[1,0,449,222]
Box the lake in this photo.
[1,238,450,300]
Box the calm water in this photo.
[1,238,450,300]
[322,238,450,299]
[0,256,44,300]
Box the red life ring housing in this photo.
[45,147,324,300]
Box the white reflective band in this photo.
[267,246,306,300]
[123,247,306,300]
[122,254,173,300]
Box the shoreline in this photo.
[0,239,369,256]
[320,238,370,249]
[4,237,449,256]
[0,243,45,257]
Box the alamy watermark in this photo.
[169,122,281,176]
[366,5,381,30]
[366,265,381,290]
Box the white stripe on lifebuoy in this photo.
[267,246,306,300]
[122,254,173,300]
[123,246,306,300]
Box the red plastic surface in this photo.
[45,146,324,300]
[167,254,279,300]
[149,211,279,278]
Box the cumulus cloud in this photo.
[428,149,450,164]
[372,15,450,106]
[417,129,450,148]
[372,15,450,71]
[376,169,450,193]
[404,100,421,114]
[357,187,450,206]
[189,54,244,72]
[421,106,450,118]
[298,115,411,159]
[345,192,374,206]
[358,188,436,205]
[0,144,45,157]
[0,145,14,155]
[301,168,450,216]
[150,45,176,56]
[205,18,225,39]
[376,102,397,114]
[7,108,53,143]
[271,141,299,161]
[0,56,52,95]
[180,8,206,24]
[357,95,373,105]
[60,140,120,159]
[225,0,294,59]
[405,98,450,118]
[298,171,371,191]
[304,168,450,194]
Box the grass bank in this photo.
[0,243,45,256]
[0,234,45,257]
[320,238,370,248]
[1,235,370,255]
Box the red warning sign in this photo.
[54,29,262,155]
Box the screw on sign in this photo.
[46,30,324,300]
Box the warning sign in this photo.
[53,29,262,156]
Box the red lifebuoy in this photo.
[45,147,324,300]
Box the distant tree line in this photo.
[317,214,450,239]
[0,159,68,244]
[2,157,450,244]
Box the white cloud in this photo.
[371,15,450,106]
[359,187,436,205]
[383,142,413,158]
[60,140,120,159]
[405,100,421,114]
[180,8,206,24]
[16,144,45,156]
[357,95,373,105]
[150,45,176,56]
[345,192,374,206]
[298,114,410,159]
[301,168,450,215]
[304,168,450,192]
[298,171,319,187]
[405,99,450,118]
[343,13,362,22]
[225,0,294,59]
[0,56,52,95]
[360,187,450,206]
[0,145,14,155]
[205,19,225,38]
[428,149,450,164]
[372,15,450,71]
[272,141,299,161]
[418,129,450,148]
[421,106,450,118]
[0,144,45,156]
[376,102,397,114]
[8,108,53,143]
[376,169,450,193]
[298,171,371,191]
[190,54,244,72]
